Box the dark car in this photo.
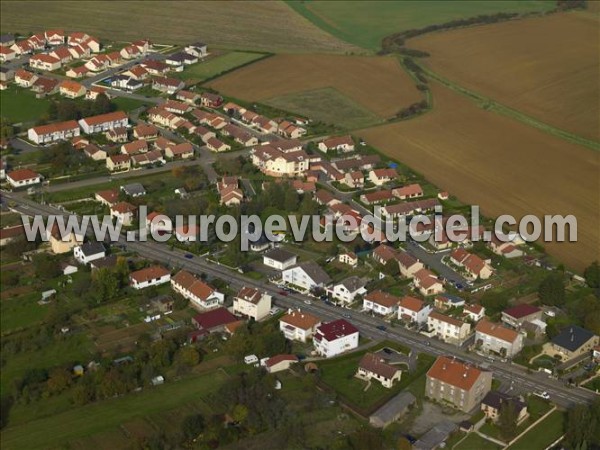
[376,325,387,331]
[184,253,194,259]
[278,290,288,296]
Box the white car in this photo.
[304,300,312,305]
[535,391,550,400]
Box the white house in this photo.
[279,309,321,342]
[73,242,106,265]
[171,270,224,310]
[233,286,272,321]
[263,248,297,270]
[427,311,471,345]
[130,266,171,289]
[282,261,331,292]
[475,319,524,358]
[6,168,42,188]
[363,290,401,316]
[265,354,298,374]
[464,304,486,322]
[28,120,80,144]
[338,252,358,267]
[329,276,367,305]
[79,111,128,134]
[397,296,432,325]
[313,319,359,358]
[110,202,136,226]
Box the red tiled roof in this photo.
[192,307,238,331]
[81,111,127,126]
[427,356,486,390]
[266,354,298,368]
[476,319,519,343]
[503,304,541,319]
[316,319,358,341]
[130,265,170,283]
[7,168,40,182]
[365,290,401,308]
[31,120,79,136]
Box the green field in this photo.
[265,87,382,130]
[174,51,268,82]
[455,432,502,450]
[1,370,229,450]
[507,410,566,450]
[287,0,556,50]
[0,291,47,333]
[0,86,50,123]
[111,96,150,112]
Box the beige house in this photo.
[426,356,492,412]
[279,309,321,342]
[397,251,424,279]
[427,311,471,345]
[546,326,599,363]
[232,286,272,321]
[48,227,84,254]
[481,391,528,424]
[356,352,402,388]
[475,319,524,358]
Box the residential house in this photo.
[342,171,364,189]
[250,144,310,177]
[130,266,171,289]
[463,304,485,322]
[233,286,272,321]
[190,308,238,340]
[30,54,62,71]
[152,76,184,94]
[278,120,306,139]
[79,111,128,134]
[120,183,146,197]
[124,65,149,80]
[279,309,321,342]
[372,244,400,266]
[49,46,72,64]
[176,90,200,104]
[0,225,25,246]
[329,276,367,305]
[121,139,149,155]
[501,305,543,329]
[6,168,42,188]
[85,86,107,101]
[31,77,60,97]
[66,65,89,78]
[427,311,471,345]
[282,261,331,291]
[489,236,524,259]
[481,392,528,424]
[475,319,524,358]
[222,124,258,147]
[106,127,128,143]
[84,144,107,161]
[184,42,207,58]
[369,168,397,186]
[360,190,394,205]
[171,270,225,310]
[45,29,65,45]
[363,290,402,316]
[0,46,16,62]
[48,225,84,254]
[110,201,136,225]
[14,69,38,87]
[435,294,466,311]
[59,80,86,98]
[200,92,223,108]
[0,34,15,47]
[265,355,299,374]
[548,326,599,362]
[163,99,192,115]
[106,154,131,172]
[73,242,106,265]
[397,251,425,279]
[165,51,198,67]
[219,185,243,206]
[165,142,194,159]
[262,248,297,270]
[133,123,159,140]
[313,319,359,358]
[449,248,493,280]
[357,352,402,388]
[369,392,417,429]
[318,135,354,153]
[426,356,492,412]
[206,137,230,152]
[338,251,358,268]
[413,268,444,296]
[398,296,432,325]
[95,189,119,207]
[27,120,80,144]
[392,183,423,200]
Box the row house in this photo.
[381,198,440,219]
[27,120,79,144]
[106,154,131,172]
[171,269,224,310]
[121,139,148,155]
[106,127,128,143]
[279,309,321,342]
[222,124,258,147]
[79,111,128,134]
[131,150,164,167]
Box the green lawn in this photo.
[286,0,556,50]
[455,432,502,450]
[111,96,150,112]
[173,51,267,82]
[265,87,382,130]
[507,410,566,450]
[0,86,51,123]
[0,291,47,333]
[1,370,229,450]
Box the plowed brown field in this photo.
[411,12,600,141]
[207,54,422,119]
[359,83,599,272]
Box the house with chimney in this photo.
[426,356,492,412]
[313,319,359,358]
[233,286,272,321]
[475,319,524,358]
[547,325,599,362]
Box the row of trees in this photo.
[44,93,115,123]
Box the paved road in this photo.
[3,191,596,409]
[405,240,468,285]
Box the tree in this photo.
[480,290,509,315]
[33,254,61,280]
[584,261,600,290]
[181,413,205,441]
[538,273,566,306]
[174,345,200,371]
[497,401,518,440]
[92,268,120,302]
[46,367,72,395]
[231,404,249,423]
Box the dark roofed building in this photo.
[263,247,297,270]
[191,307,238,337]
[481,391,528,424]
[369,392,416,428]
[550,325,598,362]
[501,304,543,328]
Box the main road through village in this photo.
[2,190,596,409]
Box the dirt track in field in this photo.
[411,12,600,141]
[207,54,422,119]
[358,83,599,272]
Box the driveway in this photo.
[405,240,468,285]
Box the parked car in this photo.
[184,253,194,259]
[304,300,312,305]
[376,325,387,331]
[278,290,288,296]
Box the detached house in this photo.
[413,268,444,296]
[282,261,331,292]
[369,168,397,186]
[165,142,194,159]
[318,135,354,153]
[329,276,367,305]
[397,251,424,279]
[200,92,223,108]
[363,290,402,316]
[110,202,136,225]
[59,80,86,98]
[427,312,471,345]
[398,296,432,325]
[449,248,493,280]
[262,248,297,270]
[106,154,131,172]
[426,356,492,412]
[152,76,184,94]
[481,392,528,424]
[279,309,321,342]
[73,242,106,265]
[6,168,42,188]
[14,69,38,87]
[357,353,402,388]
[29,54,62,71]
[314,319,359,358]
[548,325,599,362]
[133,123,159,140]
[130,266,171,289]
[233,286,272,321]
[463,304,485,322]
[171,270,225,310]
[475,319,524,358]
[501,305,543,329]
[185,42,207,58]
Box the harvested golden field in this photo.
[0,1,361,54]
[359,83,599,272]
[207,54,422,120]
[412,12,600,141]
